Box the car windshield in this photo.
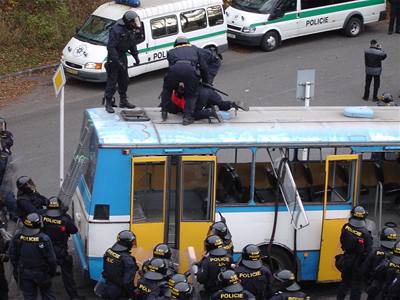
[232,0,278,14]
[76,15,115,45]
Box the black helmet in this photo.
[274,270,301,292]
[349,206,368,228]
[391,241,400,264]
[16,176,36,194]
[171,282,193,300]
[45,197,63,217]
[240,244,262,269]
[381,93,394,103]
[218,270,243,293]
[168,273,188,290]
[153,243,172,259]
[122,11,141,29]
[112,230,136,252]
[204,235,227,256]
[174,36,189,47]
[380,227,398,249]
[210,221,232,241]
[22,212,42,235]
[143,258,167,280]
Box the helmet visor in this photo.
[130,16,141,28]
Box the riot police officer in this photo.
[236,244,272,300]
[209,221,234,255]
[16,176,48,219]
[104,11,141,113]
[8,213,57,300]
[170,282,193,300]
[269,270,310,300]
[136,258,168,300]
[197,235,232,296]
[197,47,222,84]
[211,270,255,300]
[164,274,188,298]
[102,230,138,300]
[160,36,210,125]
[364,226,397,300]
[42,197,84,300]
[336,206,373,300]
[380,241,400,299]
[143,243,177,275]
[0,221,9,300]
[386,274,400,300]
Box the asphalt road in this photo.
[1,21,399,299]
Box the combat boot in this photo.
[105,98,115,113]
[210,106,223,123]
[182,115,194,126]
[119,97,136,109]
[161,110,168,121]
[231,101,249,111]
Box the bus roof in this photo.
[86,107,400,148]
[94,0,222,20]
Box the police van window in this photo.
[207,5,224,26]
[76,15,115,45]
[151,15,178,39]
[181,160,214,221]
[332,0,355,3]
[279,0,296,13]
[180,9,207,33]
[301,0,331,9]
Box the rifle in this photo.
[201,82,229,96]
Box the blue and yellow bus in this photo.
[60,106,400,282]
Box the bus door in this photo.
[130,156,167,262]
[177,155,217,272]
[317,154,361,282]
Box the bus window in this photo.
[181,160,214,221]
[150,15,178,39]
[207,5,224,26]
[132,162,165,223]
[327,160,353,202]
[180,9,207,33]
[83,129,98,193]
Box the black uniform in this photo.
[136,277,167,300]
[42,212,79,299]
[380,256,400,299]
[386,274,400,300]
[160,44,209,119]
[0,228,9,300]
[211,289,255,300]
[197,253,232,294]
[388,0,400,34]
[104,20,139,105]
[8,231,57,300]
[336,221,373,300]
[102,247,138,300]
[198,48,221,84]
[16,191,48,219]
[269,291,310,300]
[236,264,272,300]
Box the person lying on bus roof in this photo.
[161,83,249,124]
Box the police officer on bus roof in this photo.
[209,221,234,255]
[388,0,400,34]
[160,36,210,126]
[363,226,397,300]
[196,235,233,296]
[235,244,273,300]
[143,243,177,275]
[362,39,387,102]
[380,241,400,299]
[197,47,222,85]
[269,270,310,300]
[102,230,138,300]
[211,270,256,300]
[0,219,10,300]
[103,10,141,114]
[336,205,373,300]
[136,258,168,300]
[8,212,57,300]
[41,197,85,300]
[16,176,48,220]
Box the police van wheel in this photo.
[260,31,280,52]
[344,17,362,37]
[260,245,296,273]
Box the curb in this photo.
[0,63,59,80]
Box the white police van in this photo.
[226,0,386,51]
[61,0,227,82]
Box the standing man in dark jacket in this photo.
[362,39,387,102]
[160,36,210,125]
[388,0,400,34]
[8,213,57,300]
[15,176,48,220]
[42,197,84,300]
[104,11,141,113]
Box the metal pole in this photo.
[305,81,311,108]
[248,148,256,205]
[60,86,64,187]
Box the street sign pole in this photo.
[52,65,66,187]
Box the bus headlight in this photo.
[84,62,103,70]
[242,26,256,33]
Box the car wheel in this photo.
[345,17,363,37]
[260,31,280,52]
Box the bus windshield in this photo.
[232,0,278,14]
[76,15,115,45]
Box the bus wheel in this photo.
[260,31,280,52]
[344,17,362,37]
[260,245,296,273]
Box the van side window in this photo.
[301,0,330,9]
[151,15,178,39]
[180,9,207,33]
[279,0,297,13]
[332,0,355,3]
[207,5,224,26]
